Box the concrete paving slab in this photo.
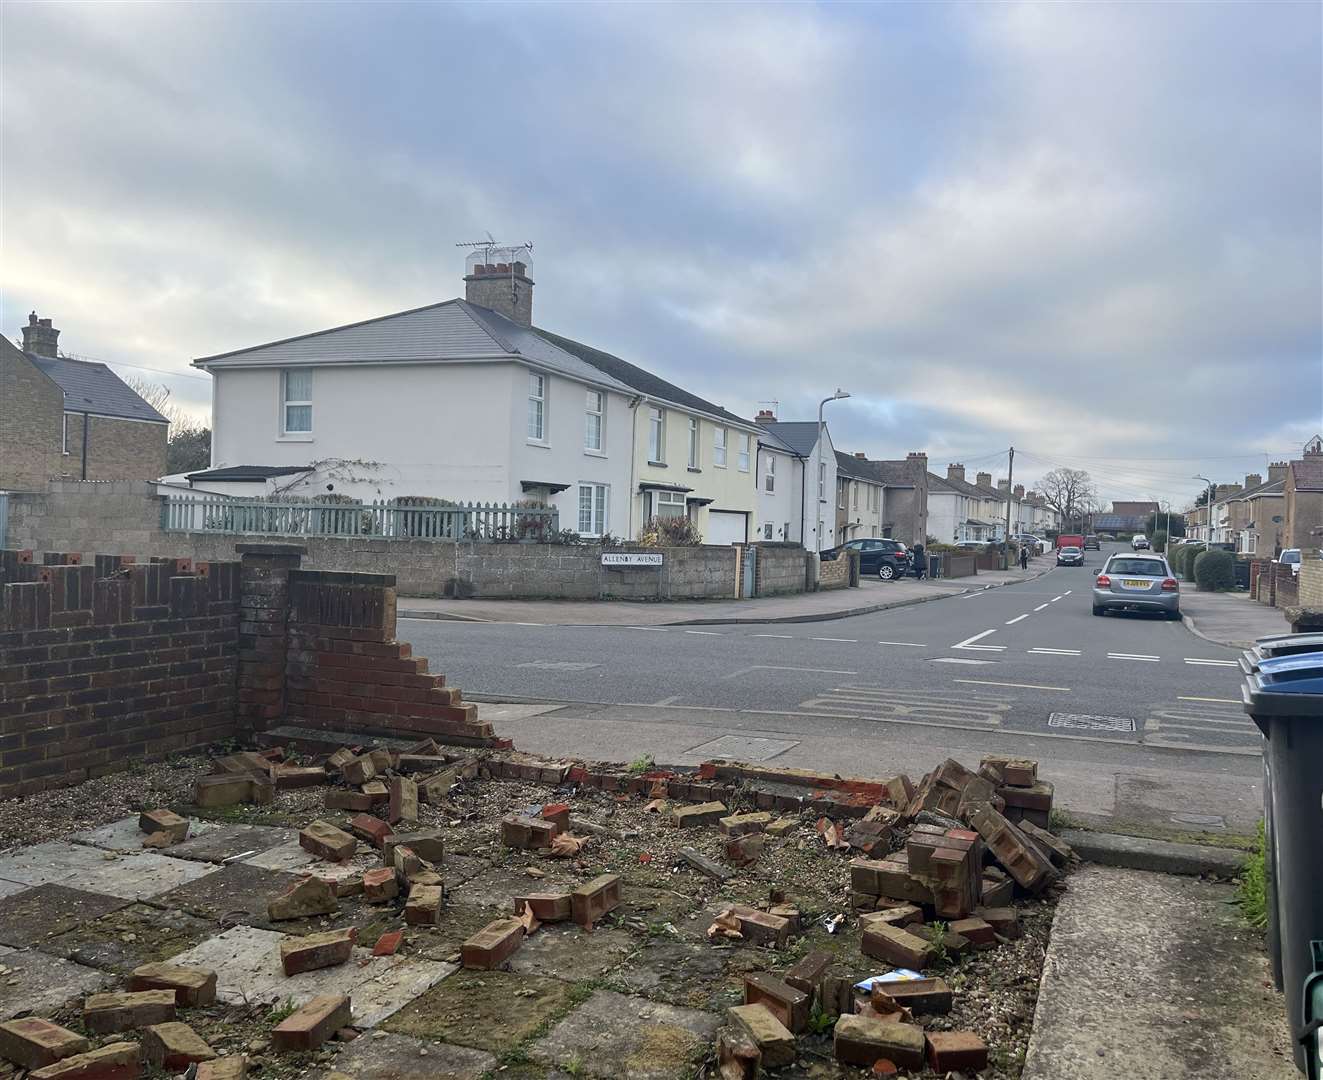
[605,939,729,1009]
[152,863,303,928]
[458,867,581,912]
[508,924,634,980]
[0,944,114,1019]
[0,884,130,948]
[330,1031,495,1079]
[406,903,510,966]
[37,902,217,974]
[351,957,458,1028]
[167,825,297,864]
[1022,864,1295,1080]
[60,851,219,901]
[239,838,318,873]
[72,816,221,853]
[0,881,28,901]
[528,988,719,1078]
[242,842,380,889]
[0,841,124,886]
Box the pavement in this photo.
[1022,863,1295,1079]
[397,560,1052,625]
[1180,586,1290,648]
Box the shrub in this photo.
[1151,530,1167,553]
[1237,820,1267,930]
[638,516,703,547]
[1194,548,1235,591]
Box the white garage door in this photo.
[705,510,748,545]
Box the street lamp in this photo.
[1194,475,1215,549]
[817,390,850,550]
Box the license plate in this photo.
[1121,579,1151,589]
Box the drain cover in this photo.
[1048,712,1137,733]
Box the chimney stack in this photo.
[1268,461,1289,483]
[1014,484,1024,499]
[997,479,1011,495]
[947,463,965,483]
[1243,473,1262,490]
[22,312,59,358]
[464,259,534,327]
[976,471,993,489]
[854,452,867,460]
[755,409,776,423]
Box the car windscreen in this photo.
[1106,558,1166,576]
[1282,551,1301,564]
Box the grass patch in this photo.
[1236,819,1268,930]
[626,754,655,775]
[267,997,297,1024]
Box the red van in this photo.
[1056,534,1085,549]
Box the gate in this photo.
[740,545,757,598]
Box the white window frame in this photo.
[584,390,604,452]
[648,408,665,464]
[647,489,687,520]
[818,461,826,500]
[765,454,776,492]
[281,369,313,437]
[713,426,727,468]
[737,433,750,472]
[687,417,699,469]
[852,481,858,510]
[527,373,546,442]
[763,522,773,540]
[577,482,608,537]
[783,521,790,539]
[62,412,70,455]
[838,479,847,510]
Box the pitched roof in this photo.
[185,465,313,482]
[26,352,169,423]
[756,421,822,457]
[1291,454,1323,492]
[532,327,756,430]
[193,299,634,394]
[1233,478,1285,501]
[835,451,882,482]
[872,460,919,487]
[928,471,990,499]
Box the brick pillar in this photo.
[237,543,305,738]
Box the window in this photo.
[783,521,790,539]
[852,482,858,510]
[282,369,312,434]
[578,483,608,536]
[738,434,750,472]
[818,462,826,500]
[647,489,686,519]
[763,522,773,540]
[838,480,846,510]
[527,373,545,441]
[713,427,727,468]
[61,413,69,454]
[687,418,699,469]
[648,408,664,463]
[765,455,776,492]
[584,390,603,451]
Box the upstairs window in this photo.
[765,455,776,492]
[737,433,750,472]
[282,370,312,434]
[648,408,665,463]
[584,390,603,451]
[713,426,727,467]
[688,418,699,468]
[527,373,546,441]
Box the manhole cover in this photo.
[682,735,799,761]
[1048,712,1137,733]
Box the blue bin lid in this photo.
[1243,661,1323,723]
[1240,633,1323,676]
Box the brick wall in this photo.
[0,339,63,491]
[62,415,168,482]
[819,549,856,590]
[0,553,241,799]
[1299,558,1323,610]
[1274,562,1299,609]
[751,543,810,596]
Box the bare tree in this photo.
[1039,467,1098,528]
[122,376,211,473]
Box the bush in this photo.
[638,516,703,547]
[1151,530,1167,553]
[1194,548,1235,591]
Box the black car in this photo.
[1056,545,1085,567]
[822,538,912,580]
[1084,535,1101,550]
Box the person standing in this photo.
[912,543,927,580]
[1019,544,1029,571]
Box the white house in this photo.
[928,463,1003,543]
[192,259,761,543]
[753,414,839,552]
[835,451,886,544]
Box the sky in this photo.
[3,1,1320,507]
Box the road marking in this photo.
[752,634,794,639]
[812,637,858,643]
[722,664,858,678]
[1108,652,1161,662]
[1179,695,1241,704]
[954,679,1071,691]
[878,641,928,647]
[1034,604,1050,611]
[626,626,669,632]
[1029,647,1081,655]
[930,657,997,665]
[1063,590,1072,596]
[957,644,1006,651]
[952,629,998,648]
[513,622,547,627]
[651,695,681,706]
[1183,658,1239,667]
[1049,595,1064,603]
[1005,614,1030,625]
[684,630,721,635]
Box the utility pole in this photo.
[1003,446,1015,570]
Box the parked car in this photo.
[821,538,912,581]
[1013,534,1046,554]
[1056,545,1084,567]
[1092,553,1180,619]
[955,540,994,551]
[1277,549,1302,577]
[1056,533,1085,550]
[1131,534,1151,550]
[1084,535,1101,550]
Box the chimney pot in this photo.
[1244,473,1262,490]
[855,452,867,459]
[464,257,534,327]
[21,311,61,358]
[946,463,966,482]
[976,471,993,488]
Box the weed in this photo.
[626,754,655,776]
[1236,819,1268,930]
[926,919,950,966]
[267,997,297,1023]
[1049,808,1084,831]
[563,1055,587,1077]
[806,1005,835,1035]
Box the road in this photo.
[402,544,1266,834]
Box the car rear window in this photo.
[1107,558,1166,576]
[1060,547,1081,554]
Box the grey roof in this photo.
[835,451,880,482]
[186,464,313,482]
[1233,478,1286,500]
[872,460,919,487]
[532,327,757,430]
[193,299,634,394]
[757,421,823,457]
[756,426,801,455]
[927,471,988,499]
[27,352,168,423]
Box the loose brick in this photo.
[926,1030,988,1071]
[540,802,570,832]
[726,1004,794,1068]
[363,868,399,904]
[30,1043,141,1080]
[981,873,1014,908]
[194,775,269,808]
[196,1058,246,1080]
[325,789,373,812]
[1001,759,1038,787]
[715,1027,760,1080]
[783,951,832,996]
[279,929,356,975]
[83,989,176,1034]
[138,809,188,843]
[341,756,375,785]
[326,747,356,773]
[500,814,556,850]
[333,873,364,898]
[372,931,403,957]
[859,904,924,930]
[719,811,772,836]
[861,924,934,970]
[347,813,392,848]
[213,752,271,778]
[743,972,809,1033]
[1019,819,1075,867]
[729,905,791,948]
[127,963,217,1006]
[948,916,996,948]
[385,828,445,864]
[141,1023,215,1070]
[366,748,393,773]
[967,804,1055,893]
[404,884,443,926]
[299,820,357,862]
[766,816,799,837]
[878,976,952,1015]
[268,876,338,921]
[273,766,326,790]
[272,995,351,1052]
[570,874,621,929]
[417,769,457,804]
[361,779,388,804]
[462,919,524,970]
[0,1018,89,1070]
[679,847,734,882]
[514,893,573,922]
[387,776,418,824]
[975,906,1022,939]
[673,801,727,827]
[834,1013,925,1069]
[392,845,424,881]
[724,834,764,868]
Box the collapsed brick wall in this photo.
[0,551,240,799]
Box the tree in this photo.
[123,377,212,474]
[1146,510,1185,538]
[1039,468,1098,529]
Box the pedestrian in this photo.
[912,543,927,580]
[1019,544,1029,571]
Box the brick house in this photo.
[1228,467,1287,556]
[1284,437,1323,555]
[0,315,168,490]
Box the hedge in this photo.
[1194,548,1236,591]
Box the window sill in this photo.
[526,439,551,450]
[714,464,727,470]
[278,435,314,443]
[583,449,607,459]
[687,467,702,474]
[648,461,667,468]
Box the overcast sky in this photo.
[3,1,1319,505]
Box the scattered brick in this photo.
[408,869,444,887]
[299,820,357,862]
[766,816,799,837]
[325,789,374,812]
[418,769,458,804]
[1019,819,1075,867]
[138,809,188,843]
[361,780,388,804]
[834,1013,925,1069]
[726,1004,794,1068]
[333,873,364,898]
[926,1030,989,1071]
[387,776,418,824]
[341,756,376,786]
[859,904,923,931]
[214,752,271,778]
[0,1018,90,1070]
[500,814,557,850]
[372,931,403,957]
[194,775,272,808]
[268,876,338,921]
[729,905,791,948]
[279,929,356,975]
[127,963,217,1006]
[783,951,832,996]
[967,804,1055,893]
[845,818,892,854]
[975,906,1022,940]
[570,874,621,929]
[83,989,176,1034]
[514,893,573,922]
[196,1057,247,1080]
[385,829,445,864]
[948,916,996,948]
[878,774,914,810]
[673,801,728,827]
[272,995,351,1052]
[861,923,935,970]
[367,748,394,773]
[392,845,423,881]
[362,868,398,903]
[326,748,356,773]
[877,976,951,1014]
[719,811,773,836]
[141,1023,216,1070]
[679,847,734,882]
[273,766,326,790]
[462,919,524,969]
[981,872,1014,908]
[725,834,765,868]
[29,1043,141,1080]
[347,814,392,848]
[716,1027,760,1079]
[768,904,801,932]
[404,884,443,926]
[540,802,571,832]
[743,972,809,1033]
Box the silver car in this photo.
[1092,553,1180,618]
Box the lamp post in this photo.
[1194,475,1215,549]
[817,390,850,550]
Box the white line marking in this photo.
[684,630,721,635]
[1034,604,1050,611]
[1179,695,1241,704]
[954,679,1071,691]
[1183,658,1239,667]
[1108,653,1161,662]
[956,644,1006,651]
[1029,647,1082,655]
[958,591,983,599]
[952,629,998,648]
[1049,595,1064,603]
[1005,614,1030,625]
[752,634,794,639]
[1063,590,1072,596]
[626,626,669,632]
[812,637,857,643]
[878,641,928,647]
[513,622,546,627]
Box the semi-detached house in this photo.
[193,260,760,543]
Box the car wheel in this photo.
[1092,605,1105,616]
[1168,610,1182,621]
[878,564,895,581]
